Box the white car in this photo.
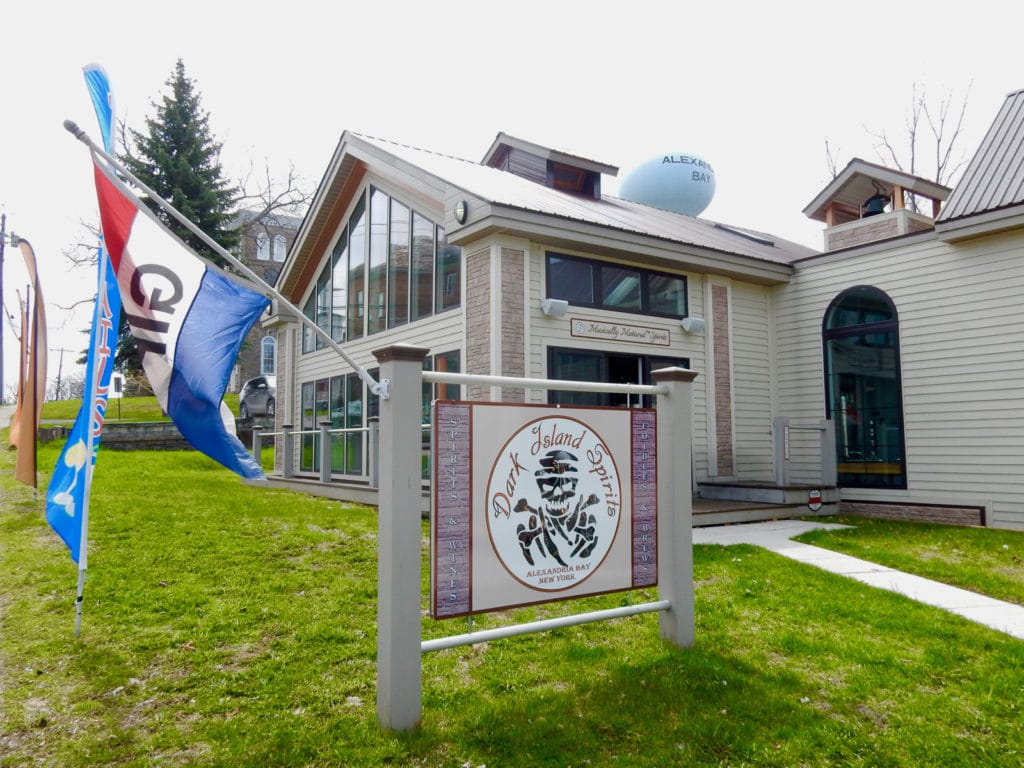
[238,375,276,419]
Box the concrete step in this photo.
[692,498,838,527]
[698,481,837,506]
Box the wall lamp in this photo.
[540,298,569,317]
[680,316,706,333]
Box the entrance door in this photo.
[548,348,689,407]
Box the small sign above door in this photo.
[570,318,671,347]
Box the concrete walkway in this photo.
[694,519,1024,640]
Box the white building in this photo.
[266,88,1024,531]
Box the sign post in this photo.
[653,366,698,646]
[372,344,429,732]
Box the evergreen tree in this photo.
[117,59,239,375]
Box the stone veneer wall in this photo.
[840,500,985,527]
[826,217,898,250]
[465,247,492,400]
[712,284,734,475]
[500,248,525,402]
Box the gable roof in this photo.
[355,133,815,263]
[803,158,951,223]
[936,88,1024,237]
[281,131,816,298]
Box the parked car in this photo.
[239,375,276,419]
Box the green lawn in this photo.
[40,394,239,423]
[2,437,1023,767]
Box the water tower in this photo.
[619,152,716,216]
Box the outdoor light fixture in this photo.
[680,316,706,333]
[454,199,468,224]
[539,298,569,317]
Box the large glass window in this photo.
[347,195,367,341]
[330,224,349,342]
[327,374,364,475]
[388,199,410,327]
[411,212,435,321]
[301,294,316,353]
[546,252,687,318]
[300,381,315,472]
[302,373,366,477]
[368,188,388,335]
[302,187,462,355]
[824,286,906,489]
[315,266,331,350]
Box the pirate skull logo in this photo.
[486,416,621,591]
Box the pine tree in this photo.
[117,59,238,375]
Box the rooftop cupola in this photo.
[482,132,618,200]
[803,159,952,251]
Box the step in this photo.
[692,499,838,527]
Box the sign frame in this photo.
[431,401,658,619]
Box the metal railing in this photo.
[772,416,837,486]
[252,423,374,483]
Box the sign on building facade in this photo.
[432,402,657,618]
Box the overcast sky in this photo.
[1,0,1018,398]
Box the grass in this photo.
[2,437,1024,766]
[40,394,238,423]
[795,516,1024,605]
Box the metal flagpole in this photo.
[63,120,388,400]
[74,254,109,637]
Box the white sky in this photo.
[1,0,1018,398]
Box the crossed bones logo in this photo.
[514,450,600,567]
[486,416,621,591]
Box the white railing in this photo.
[772,416,837,486]
[252,424,372,483]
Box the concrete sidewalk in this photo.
[693,519,1024,640]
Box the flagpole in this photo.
[63,120,388,400]
[73,256,108,637]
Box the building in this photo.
[230,210,301,392]
[266,88,1024,532]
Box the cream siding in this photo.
[777,230,1024,530]
[729,281,775,480]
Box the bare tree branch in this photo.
[825,138,842,179]
[235,159,312,233]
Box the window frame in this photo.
[822,285,907,490]
[545,251,687,319]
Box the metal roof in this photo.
[938,88,1024,222]
[354,133,815,266]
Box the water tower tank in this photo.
[619,152,716,216]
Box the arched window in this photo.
[272,234,287,263]
[256,232,271,261]
[823,286,906,489]
[261,335,277,375]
